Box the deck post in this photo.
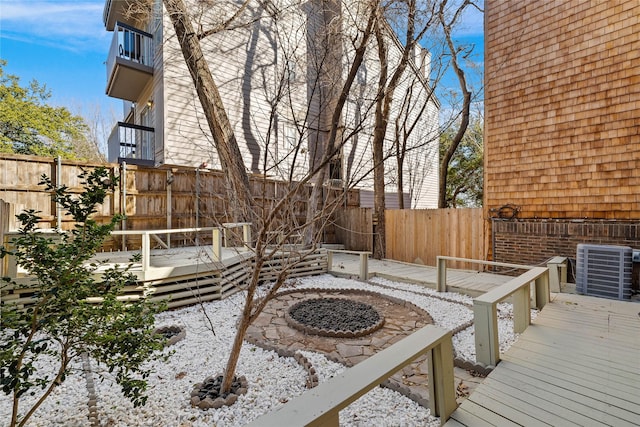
[427,335,457,420]
[436,257,447,292]
[436,256,447,292]
[359,252,368,280]
[212,228,222,262]
[2,232,18,278]
[534,272,550,309]
[141,232,150,272]
[241,223,252,249]
[512,286,530,333]
[546,256,566,293]
[473,301,499,366]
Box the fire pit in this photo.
[285,297,385,338]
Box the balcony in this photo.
[106,22,153,102]
[108,122,155,165]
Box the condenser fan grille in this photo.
[576,244,632,300]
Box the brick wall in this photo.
[492,219,640,288]
[484,0,640,220]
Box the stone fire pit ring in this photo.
[285,296,385,338]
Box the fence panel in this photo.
[386,208,485,269]
[0,154,362,251]
[334,207,373,252]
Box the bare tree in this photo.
[164,0,254,223]
[437,0,479,208]
[161,0,387,395]
[157,0,473,398]
[369,0,435,258]
[303,1,378,247]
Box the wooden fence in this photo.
[0,155,486,266]
[386,208,486,269]
[0,154,360,250]
[333,207,373,251]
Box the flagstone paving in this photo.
[246,288,483,408]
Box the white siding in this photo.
[150,0,439,207]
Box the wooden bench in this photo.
[246,325,457,426]
[326,249,371,280]
[473,266,550,366]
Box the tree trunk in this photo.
[303,8,378,246]
[372,20,389,259]
[371,2,416,258]
[163,0,253,222]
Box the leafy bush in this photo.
[0,167,165,427]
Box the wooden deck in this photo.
[445,292,640,426]
[328,252,514,296]
[4,245,328,310]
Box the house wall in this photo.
[485,0,640,264]
[336,4,439,208]
[155,0,439,208]
[492,218,640,270]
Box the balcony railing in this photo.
[108,122,155,164]
[106,21,153,101]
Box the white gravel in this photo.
[1,274,532,426]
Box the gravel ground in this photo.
[0,274,530,426]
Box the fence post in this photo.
[327,251,334,272]
[437,256,447,292]
[473,300,499,366]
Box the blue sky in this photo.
[0,0,483,122]
[0,1,120,115]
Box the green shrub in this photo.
[0,167,165,427]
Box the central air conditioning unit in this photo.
[576,244,632,300]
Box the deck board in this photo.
[445,293,640,426]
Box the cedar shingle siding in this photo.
[485,0,640,265]
[485,0,640,220]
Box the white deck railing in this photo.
[111,224,252,271]
[326,249,371,280]
[473,266,550,366]
[246,325,457,426]
[437,256,551,366]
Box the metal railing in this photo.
[108,122,155,162]
[106,21,153,78]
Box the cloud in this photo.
[0,1,110,52]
